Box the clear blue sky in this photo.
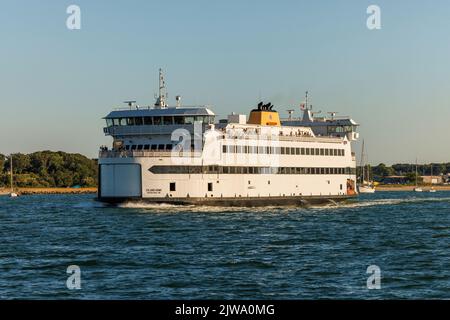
[1,0,449,164]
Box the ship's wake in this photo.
[117,196,450,213]
[321,196,450,210]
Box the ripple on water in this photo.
[0,192,449,299]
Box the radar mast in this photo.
[154,68,168,109]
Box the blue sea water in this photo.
[0,192,449,299]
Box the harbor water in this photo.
[0,192,449,299]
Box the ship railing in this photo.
[99,150,203,158]
[217,134,343,144]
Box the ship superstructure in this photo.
[97,70,359,206]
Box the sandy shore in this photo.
[376,185,450,192]
[1,187,97,195]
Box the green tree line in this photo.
[0,151,97,188]
[359,163,450,183]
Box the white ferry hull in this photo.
[97,152,357,207]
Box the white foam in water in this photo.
[118,201,297,213]
[331,196,450,209]
[117,196,450,213]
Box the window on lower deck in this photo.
[144,117,152,125]
[208,182,213,192]
[170,182,176,192]
[137,145,143,150]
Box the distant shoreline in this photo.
[0,187,97,195]
[2,186,450,196]
[376,185,450,192]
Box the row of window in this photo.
[223,145,345,156]
[150,165,356,175]
[125,144,173,151]
[106,116,215,127]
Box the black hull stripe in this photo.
[96,195,355,207]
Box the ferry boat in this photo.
[97,70,359,206]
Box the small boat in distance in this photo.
[9,154,19,198]
[357,140,375,194]
[413,159,422,192]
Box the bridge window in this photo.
[194,116,205,123]
[120,118,127,126]
[151,144,157,150]
[163,116,173,125]
[158,144,165,150]
[166,144,173,150]
[131,145,137,150]
[127,118,135,126]
[184,116,194,124]
[135,117,143,126]
[143,145,150,150]
[174,116,184,125]
[106,119,113,127]
[153,117,162,125]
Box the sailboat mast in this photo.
[430,164,433,187]
[415,159,418,187]
[360,140,365,184]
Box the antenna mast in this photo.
[154,68,167,108]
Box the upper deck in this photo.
[103,106,215,136]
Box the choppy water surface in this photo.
[0,192,449,299]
